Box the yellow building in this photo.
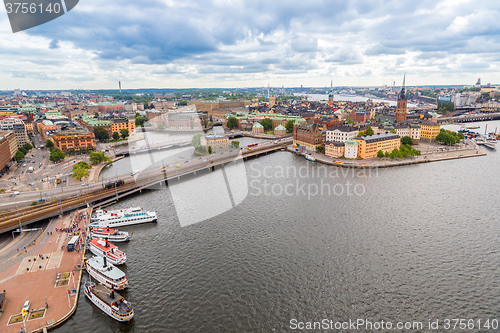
[354,133,401,159]
[420,120,440,141]
[22,119,34,134]
[325,141,345,158]
[111,118,136,135]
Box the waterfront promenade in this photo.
[0,208,89,333]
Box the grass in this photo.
[8,314,23,324]
[29,309,45,320]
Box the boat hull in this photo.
[84,282,134,322]
[89,245,127,265]
[89,215,157,228]
[86,263,128,290]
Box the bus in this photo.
[67,236,80,252]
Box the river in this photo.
[56,120,500,332]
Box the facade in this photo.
[13,123,28,148]
[269,94,276,108]
[325,141,345,158]
[420,120,440,141]
[52,129,96,152]
[0,131,17,173]
[293,123,325,151]
[354,133,401,159]
[111,118,136,135]
[97,103,125,112]
[252,122,264,134]
[37,120,57,141]
[187,100,251,117]
[344,140,359,159]
[325,126,358,143]
[202,135,230,153]
[22,118,34,134]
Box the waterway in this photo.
[57,120,500,332]
[303,93,418,107]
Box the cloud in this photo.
[49,39,60,49]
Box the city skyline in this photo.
[1,0,499,90]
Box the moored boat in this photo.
[91,227,130,242]
[90,207,157,228]
[84,281,134,322]
[89,238,127,265]
[305,154,316,162]
[86,256,128,290]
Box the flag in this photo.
[22,308,27,317]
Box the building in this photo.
[274,124,286,136]
[0,131,17,174]
[252,122,264,134]
[325,126,358,143]
[187,100,251,118]
[328,81,334,105]
[344,140,359,159]
[395,75,408,123]
[77,114,112,136]
[293,123,325,151]
[420,120,440,141]
[202,134,230,153]
[52,129,96,152]
[111,118,136,136]
[354,133,401,159]
[22,118,34,134]
[269,93,276,108]
[13,123,28,148]
[37,120,57,141]
[325,141,344,158]
[97,102,125,112]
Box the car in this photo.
[82,183,88,186]
[28,182,34,186]
[22,300,30,315]
[22,164,26,167]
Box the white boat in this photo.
[90,207,157,228]
[85,256,128,290]
[89,238,127,265]
[305,155,316,162]
[91,227,130,242]
[84,281,134,322]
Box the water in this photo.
[303,93,418,107]
[57,121,500,332]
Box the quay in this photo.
[0,208,90,333]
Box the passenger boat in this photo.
[305,155,316,162]
[85,256,128,290]
[90,207,157,228]
[90,227,130,242]
[89,238,127,265]
[84,281,134,322]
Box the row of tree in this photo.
[435,129,464,145]
[377,145,421,158]
[14,143,33,161]
[93,127,129,142]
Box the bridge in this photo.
[0,138,292,234]
[115,139,193,157]
[439,112,500,123]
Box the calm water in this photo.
[57,121,500,332]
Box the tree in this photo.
[357,131,365,137]
[23,143,32,150]
[143,102,149,109]
[73,161,91,170]
[401,136,414,146]
[260,118,273,130]
[346,118,355,124]
[436,129,461,145]
[49,148,65,163]
[135,114,148,127]
[45,139,54,149]
[208,146,212,154]
[112,132,120,140]
[377,150,384,158]
[72,166,89,180]
[210,115,213,122]
[285,120,294,133]
[390,129,397,134]
[365,126,374,135]
[231,140,239,148]
[316,145,325,154]
[226,117,238,130]
[191,133,204,149]
[15,150,25,161]
[89,152,111,164]
[120,128,129,139]
[94,127,109,141]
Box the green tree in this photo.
[401,136,414,146]
[285,120,294,133]
[231,140,239,148]
[89,152,111,164]
[23,143,32,151]
[135,114,148,127]
[316,145,325,154]
[94,127,109,141]
[143,102,149,109]
[377,150,384,158]
[346,118,355,124]
[120,128,129,139]
[176,100,187,106]
[112,132,120,140]
[191,133,204,150]
[73,161,91,170]
[72,167,89,180]
[390,129,397,134]
[49,148,65,163]
[357,131,365,137]
[260,118,273,130]
[19,147,28,155]
[365,126,374,135]
[208,146,212,154]
[15,150,25,161]
[45,139,54,149]
[210,115,213,122]
[226,117,238,130]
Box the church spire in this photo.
[399,73,406,100]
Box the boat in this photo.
[475,137,496,150]
[90,207,157,228]
[467,125,480,129]
[305,155,316,162]
[89,238,127,265]
[84,281,134,322]
[91,227,130,242]
[85,256,129,290]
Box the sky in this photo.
[0,0,499,90]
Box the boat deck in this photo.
[93,284,123,305]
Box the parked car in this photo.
[82,183,88,186]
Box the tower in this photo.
[269,90,276,108]
[395,74,407,123]
[119,81,122,93]
[328,79,334,105]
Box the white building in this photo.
[344,140,358,159]
[325,126,358,143]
